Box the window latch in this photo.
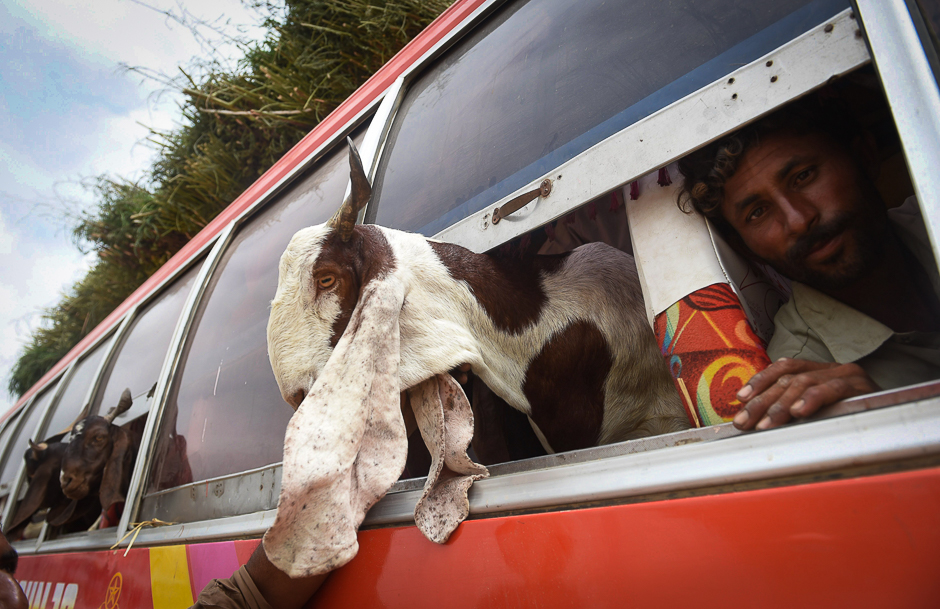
[491,179,552,224]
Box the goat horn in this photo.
[28,439,47,455]
[104,388,133,424]
[327,137,372,243]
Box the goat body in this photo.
[269,224,687,452]
[264,142,687,577]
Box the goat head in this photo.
[59,389,139,514]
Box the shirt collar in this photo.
[790,281,894,363]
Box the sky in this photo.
[0,0,267,414]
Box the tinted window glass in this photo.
[148,132,364,492]
[0,413,22,485]
[40,337,113,439]
[91,261,203,425]
[369,0,847,235]
[0,387,56,491]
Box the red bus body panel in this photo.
[18,467,940,608]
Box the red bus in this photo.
[4,0,940,606]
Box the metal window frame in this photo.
[433,8,869,251]
[113,224,235,545]
[10,241,220,554]
[107,381,940,548]
[853,0,940,271]
[115,10,876,547]
[1,321,124,552]
[0,364,74,540]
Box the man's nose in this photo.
[776,194,819,234]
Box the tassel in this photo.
[544,222,556,241]
[588,201,597,221]
[630,180,640,200]
[609,191,621,212]
[658,167,672,186]
[566,212,576,225]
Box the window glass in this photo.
[369,0,848,235]
[0,413,22,484]
[39,336,113,440]
[913,0,940,83]
[90,261,203,426]
[148,130,365,492]
[0,387,56,491]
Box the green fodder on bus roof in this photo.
[7,0,451,398]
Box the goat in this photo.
[58,389,142,527]
[4,438,98,539]
[262,141,688,577]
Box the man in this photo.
[677,95,940,431]
[0,532,27,609]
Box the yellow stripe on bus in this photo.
[149,545,194,609]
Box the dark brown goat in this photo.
[5,438,99,539]
[58,389,142,523]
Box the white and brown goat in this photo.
[263,141,687,578]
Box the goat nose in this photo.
[287,389,306,409]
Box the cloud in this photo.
[0,0,263,413]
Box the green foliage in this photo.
[8,0,450,397]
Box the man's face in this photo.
[720,131,887,290]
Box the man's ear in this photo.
[852,131,880,182]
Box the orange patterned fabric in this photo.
[654,283,771,427]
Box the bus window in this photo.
[367,0,849,236]
[145,128,368,503]
[0,387,56,500]
[0,412,22,500]
[89,259,204,426]
[668,71,932,426]
[37,335,114,441]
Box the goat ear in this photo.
[7,464,54,532]
[28,439,47,460]
[264,274,408,578]
[409,374,489,544]
[98,426,132,510]
[47,499,79,527]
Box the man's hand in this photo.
[733,358,879,431]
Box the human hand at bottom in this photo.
[733,358,879,431]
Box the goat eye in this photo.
[318,276,336,289]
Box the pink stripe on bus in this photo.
[186,540,241,600]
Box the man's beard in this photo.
[779,209,885,291]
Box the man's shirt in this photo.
[767,198,940,390]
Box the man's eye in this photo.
[793,167,814,185]
[746,206,766,223]
[318,276,336,289]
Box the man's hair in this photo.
[676,93,859,222]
